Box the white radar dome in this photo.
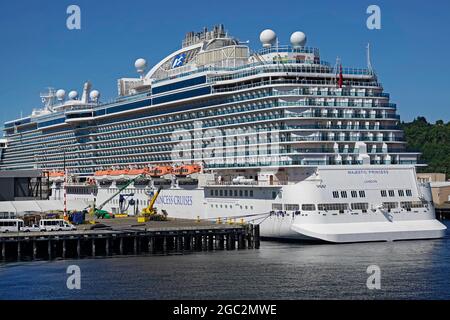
[290,31,307,47]
[56,89,66,101]
[135,58,147,73]
[90,90,100,102]
[68,91,78,100]
[259,29,277,48]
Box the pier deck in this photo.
[0,218,260,262]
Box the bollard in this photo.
[196,216,201,223]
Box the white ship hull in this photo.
[62,165,447,243]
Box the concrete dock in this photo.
[0,217,260,261]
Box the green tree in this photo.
[401,118,450,178]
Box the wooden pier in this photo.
[0,219,260,262]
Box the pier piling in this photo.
[0,222,260,262]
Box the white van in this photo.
[39,219,76,232]
[0,219,24,233]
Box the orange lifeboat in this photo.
[109,169,130,180]
[94,170,113,181]
[149,166,173,177]
[48,171,65,182]
[128,168,149,176]
[48,171,65,178]
[174,164,202,176]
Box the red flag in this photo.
[338,64,343,88]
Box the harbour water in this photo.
[1,220,449,300]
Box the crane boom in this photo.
[147,187,162,212]
[93,173,146,212]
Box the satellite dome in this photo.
[90,90,100,102]
[135,58,147,73]
[56,89,66,101]
[259,29,277,48]
[290,31,307,47]
[68,91,78,100]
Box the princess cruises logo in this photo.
[172,53,186,68]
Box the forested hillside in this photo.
[401,117,450,178]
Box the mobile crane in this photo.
[137,186,163,223]
[88,174,146,219]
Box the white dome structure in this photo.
[56,89,66,101]
[290,31,307,47]
[90,90,100,102]
[259,29,277,48]
[135,58,147,73]
[68,91,78,100]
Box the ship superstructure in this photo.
[1,25,446,242]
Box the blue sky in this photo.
[0,0,449,127]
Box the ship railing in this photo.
[212,79,382,94]
[206,180,289,186]
[257,45,320,55]
[209,63,374,83]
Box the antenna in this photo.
[367,43,373,73]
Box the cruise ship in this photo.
[1,25,446,242]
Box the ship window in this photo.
[341,191,348,198]
[351,191,358,198]
[381,190,387,197]
[224,190,228,197]
[359,191,366,198]
[244,190,248,197]
[210,190,214,196]
[285,204,300,211]
[250,190,254,197]
[272,192,277,199]
[239,190,243,197]
[406,189,412,197]
[332,191,339,198]
[318,203,349,211]
[383,202,398,209]
[234,190,238,197]
[302,204,316,211]
[388,190,395,197]
[272,203,283,210]
[400,201,413,211]
[214,190,219,197]
[398,190,405,197]
[351,203,369,211]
